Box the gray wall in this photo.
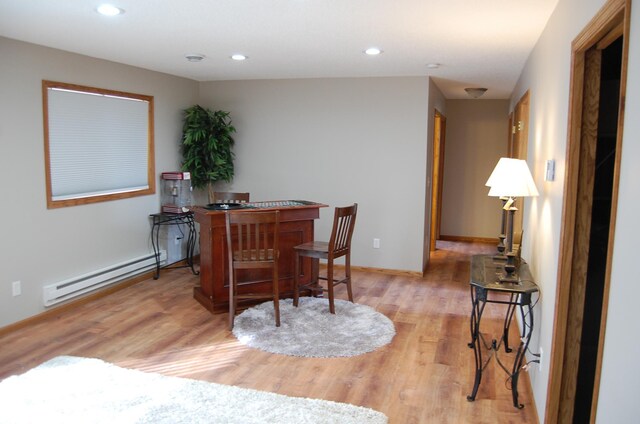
[198,77,430,272]
[511,0,640,421]
[440,100,509,239]
[0,39,432,328]
[0,37,198,327]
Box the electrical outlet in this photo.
[373,238,380,249]
[12,280,21,297]
[538,347,544,372]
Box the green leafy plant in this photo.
[180,105,236,201]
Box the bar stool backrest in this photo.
[328,203,358,260]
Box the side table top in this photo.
[470,254,538,294]
[150,211,194,218]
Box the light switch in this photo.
[545,160,555,182]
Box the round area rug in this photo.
[232,298,396,357]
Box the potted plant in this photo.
[180,105,236,203]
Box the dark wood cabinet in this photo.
[193,201,327,313]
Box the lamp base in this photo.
[497,252,520,283]
[496,234,506,255]
[497,272,520,284]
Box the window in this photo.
[43,80,155,208]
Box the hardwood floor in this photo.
[0,241,538,423]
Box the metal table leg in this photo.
[510,293,533,409]
[152,216,162,280]
[502,292,518,353]
[185,214,199,276]
[467,286,487,402]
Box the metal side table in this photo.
[467,254,538,409]
[150,212,199,279]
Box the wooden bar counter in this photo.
[192,200,327,313]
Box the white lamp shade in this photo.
[486,158,539,197]
[486,157,516,187]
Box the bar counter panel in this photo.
[193,201,327,313]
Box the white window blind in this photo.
[47,87,149,200]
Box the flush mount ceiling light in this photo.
[465,87,488,98]
[231,54,247,61]
[426,63,440,69]
[364,47,382,56]
[97,4,124,16]
[185,54,205,62]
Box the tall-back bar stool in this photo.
[226,210,280,330]
[293,203,358,314]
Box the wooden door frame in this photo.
[511,91,530,161]
[508,112,514,157]
[429,109,446,252]
[545,0,629,422]
[511,91,530,239]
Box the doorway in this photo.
[429,110,446,252]
[546,0,629,422]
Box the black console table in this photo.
[149,212,199,279]
[467,254,538,409]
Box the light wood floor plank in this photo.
[0,241,538,423]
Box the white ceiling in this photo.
[0,0,559,99]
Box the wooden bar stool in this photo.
[226,210,280,330]
[293,203,358,314]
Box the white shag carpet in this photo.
[0,356,388,424]
[232,298,396,357]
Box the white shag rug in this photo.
[0,356,388,424]
[232,298,396,357]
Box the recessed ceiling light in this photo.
[231,54,247,61]
[185,54,205,62]
[426,63,440,69]
[97,4,124,16]
[364,47,382,56]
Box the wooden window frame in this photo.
[42,80,155,209]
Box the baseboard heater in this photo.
[43,251,166,307]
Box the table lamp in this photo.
[486,158,539,282]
